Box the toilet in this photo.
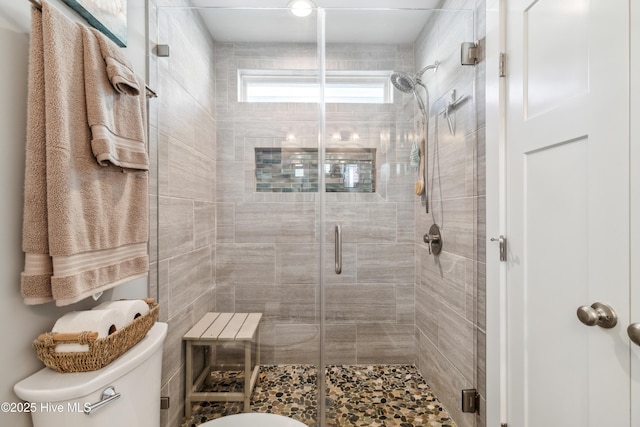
[200,413,308,427]
[14,322,167,427]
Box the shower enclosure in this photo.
[148,3,481,427]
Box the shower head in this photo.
[390,61,439,119]
[390,71,426,117]
[390,71,416,93]
[390,61,439,93]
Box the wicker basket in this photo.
[33,298,159,373]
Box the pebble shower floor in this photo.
[180,364,456,427]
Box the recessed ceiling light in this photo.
[289,0,314,17]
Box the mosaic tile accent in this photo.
[255,148,375,193]
[180,365,456,427]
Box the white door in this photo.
[505,0,631,425]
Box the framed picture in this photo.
[61,0,127,47]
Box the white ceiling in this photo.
[188,0,447,9]
[188,0,461,44]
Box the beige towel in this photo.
[21,1,149,307]
[21,5,52,304]
[82,26,148,171]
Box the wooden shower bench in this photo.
[183,312,262,417]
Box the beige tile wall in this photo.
[149,2,218,426]
[213,40,419,366]
[412,4,485,427]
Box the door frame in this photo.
[631,2,640,426]
[486,1,638,426]
[485,0,506,425]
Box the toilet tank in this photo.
[14,322,167,427]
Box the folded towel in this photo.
[81,26,148,171]
[92,299,149,324]
[20,1,149,307]
[106,56,141,96]
[52,309,125,352]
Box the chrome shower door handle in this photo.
[335,225,342,275]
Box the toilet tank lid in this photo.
[14,322,167,402]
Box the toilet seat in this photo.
[199,413,308,427]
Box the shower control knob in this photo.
[423,224,442,256]
[576,302,617,329]
[423,233,439,244]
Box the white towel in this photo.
[52,309,125,353]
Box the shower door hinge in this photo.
[160,396,170,409]
[499,52,507,77]
[155,44,170,57]
[461,389,479,413]
[461,41,479,66]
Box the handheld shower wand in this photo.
[390,61,439,213]
[390,71,427,116]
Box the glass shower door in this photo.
[152,5,325,426]
[152,4,480,427]
[321,7,479,427]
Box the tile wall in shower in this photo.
[149,1,219,425]
[412,3,486,427]
[214,40,417,366]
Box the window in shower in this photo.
[255,147,376,192]
[238,69,393,104]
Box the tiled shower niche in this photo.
[255,147,376,193]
